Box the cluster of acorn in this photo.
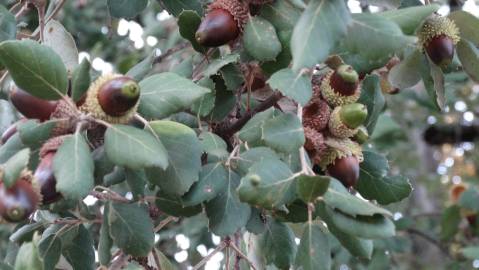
[0,73,141,222]
[303,64,368,188]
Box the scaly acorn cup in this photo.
[9,86,59,122]
[80,74,140,124]
[195,0,249,47]
[328,103,368,138]
[303,126,326,165]
[417,14,460,68]
[318,137,363,188]
[33,136,66,204]
[0,174,40,222]
[303,98,331,132]
[50,98,80,137]
[321,64,361,107]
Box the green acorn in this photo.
[417,14,460,67]
[320,64,361,107]
[353,126,369,144]
[328,103,368,138]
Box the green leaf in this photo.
[296,174,330,203]
[171,57,193,78]
[388,49,422,89]
[198,131,228,161]
[319,204,395,239]
[418,55,441,111]
[246,208,268,234]
[2,148,30,188]
[449,11,479,45]
[155,249,177,270]
[340,13,415,73]
[291,0,350,71]
[178,10,205,53]
[9,222,44,243]
[14,242,42,270]
[108,202,154,257]
[156,191,202,217]
[62,225,95,270]
[0,40,68,100]
[294,224,331,270]
[238,159,296,209]
[263,112,305,153]
[457,40,479,82]
[462,246,479,260]
[378,4,439,35]
[259,221,297,269]
[125,169,146,200]
[147,121,202,195]
[182,163,229,206]
[17,120,57,148]
[159,0,204,17]
[243,17,282,61]
[238,108,275,144]
[138,72,211,118]
[220,64,244,91]
[38,233,62,270]
[53,133,94,200]
[202,54,240,78]
[104,125,168,170]
[99,204,113,266]
[267,68,312,106]
[324,179,392,217]
[458,187,479,212]
[236,146,281,175]
[358,74,386,134]
[71,58,91,102]
[260,1,302,32]
[205,169,251,236]
[0,5,16,42]
[428,57,446,110]
[43,20,79,74]
[0,133,26,163]
[126,50,155,81]
[440,205,461,241]
[107,0,148,18]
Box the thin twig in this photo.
[229,242,257,270]
[225,247,230,270]
[405,228,451,258]
[152,249,162,270]
[154,216,178,232]
[192,242,227,270]
[109,252,128,270]
[153,42,190,64]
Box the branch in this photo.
[216,92,283,140]
[405,228,451,258]
[153,42,190,64]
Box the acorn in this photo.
[321,64,361,107]
[303,98,331,131]
[80,74,140,124]
[0,178,40,222]
[353,126,369,144]
[1,119,27,144]
[417,14,460,67]
[9,86,58,121]
[328,103,368,138]
[195,0,249,47]
[33,136,66,204]
[327,155,360,188]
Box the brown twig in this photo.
[192,242,227,270]
[153,42,190,64]
[109,252,128,270]
[229,242,257,270]
[154,216,178,232]
[152,249,162,270]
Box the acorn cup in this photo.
[9,86,59,121]
[302,99,331,132]
[321,64,361,107]
[33,136,66,204]
[0,177,40,222]
[195,0,249,47]
[80,74,141,124]
[328,103,368,138]
[417,14,460,68]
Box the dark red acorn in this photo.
[425,35,455,68]
[10,86,58,121]
[326,156,360,188]
[195,9,240,47]
[329,64,360,96]
[0,179,40,222]
[34,152,62,204]
[97,76,140,117]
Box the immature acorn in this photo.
[303,99,331,131]
[418,14,460,67]
[0,177,40,222]
[328,103,368,138]
[80,74,140,124]
[318,138,363,188]
[321,64,361,107]
[33,136,66,204]
[9,86,59,121]
[195,0,249,47]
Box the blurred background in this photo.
[0,0,479,269]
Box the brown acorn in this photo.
[80,74,140,124]
[327,155,360,188]
[9,86,58,121]
[418,14,460,67]
[321,65,361,107]
[33,136,66,204]
[0,179,40,222]
[195,0,249,47]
